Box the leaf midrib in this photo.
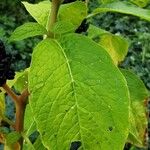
[55,40,85,149]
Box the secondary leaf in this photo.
[92,1,150,22]
[22,1,87,30]
[7,68,29,92]
[14,69,29,92]
[22,1,51,27]
[87,25,129,65]
[87,24,108,39]
[59,1,87,27]
[9,22,47,42]
[98,33,129,65]
[120,69,148,147]
[5,131,21,145]
[52,21,75,34]
[29,34,129,149]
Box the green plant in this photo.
[0,0,149,149]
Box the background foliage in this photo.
[0,0,149,149]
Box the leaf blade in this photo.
[120,69,148,147]
[92,1,150,21]
[9,22,47,42]
[29,34,129,149]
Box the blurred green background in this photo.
[0,0,149,150]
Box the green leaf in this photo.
[24,104,36,137]
[120,69,148,147]
[29,34,129,149]
[87,25,129,65]
[98,33,129,65]
[5,131,21,145]
[101,0,117,4]
[59,1,87,27]
[23,135,46,150]
[33,136,46,150]
[22,133,35,150]
[130,0,149,8]
[87,24,108,39]
[92,1,150,21]
[9,22,47,42]
[7,68,29,92]
[22,1,51,27]
[14,69,29,92]
[52,21,75,35]
[22,1,87,29]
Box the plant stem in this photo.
[2,84,29,149]
[47,0,61,38]
[2,84,19,103]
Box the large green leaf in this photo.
[92,1,150,21]
[120,69,148,147]
[29,34,129,149]
[9,22,47,42]
[98,33,129,65]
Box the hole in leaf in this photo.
[54,134,57,138]
[108,126,113,131]
[70,141,81,150]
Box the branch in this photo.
[2,84,30,149]
[47,0,61,37]
[2,84,19,104]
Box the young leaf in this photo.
[92,1,150,22]
[9,22,47,42]
[120,69,148,147]
[59,1,87,28]
[13,69,29,92]
[52,21,75,35]
[98,33,129,65]
[22,1,87,30]
[7,68,29,91]
[22,1,51,27]
[5,131,21,145]
[29,34,129,149]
